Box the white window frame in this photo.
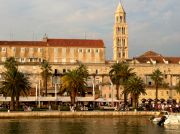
[38,48,43,52]
[78,49,83,53]
[29,48,34,53]
[1,57,6,62]
[95,49,99,53]
[12,47,16,52]
[2,47,7,52]
[21,48,25,52]
[87,49,91,53]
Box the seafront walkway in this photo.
[0,111,158,118]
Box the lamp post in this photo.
[38,80,41,108]
[109,78,114,107]
[168,68,172,99]
[53,69,60,108]
[35,83,38,104]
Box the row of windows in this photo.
[118,52,126,58]
[116,27,126,34]
[0,47,100,53]
[117,38,126,46]
[1,57,43,62]
[116,16,126,23]
[0,47,43,53]
[78,48,99,53]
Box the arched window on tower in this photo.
[123,52,125,57]
[122,39,125,47]
[117,27,120,33]
[116,17,118,22]
[117,38,119,46]
[120,16,122,23]
[119,53,121,58]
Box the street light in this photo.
[168,68,172,99]
[38,80,41,108]
[52,69,61,106]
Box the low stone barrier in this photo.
[0,111,157,118]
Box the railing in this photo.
[0,96,94,102]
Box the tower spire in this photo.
[116,0,125,13]
[113,1,128,62]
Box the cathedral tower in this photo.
[113,2,128,62]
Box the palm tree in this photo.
[60,65,88,105]
[4,57,17,70]
[124,76,146,109]
[109,63,123,100]
[120,64,135,106]
[150,69,163,109]
[0,57,31,111]
[109,63,135,102]
[14,72,31,110]
[76,63,89,79]
[40,60,52,96]
[175,79,180,94]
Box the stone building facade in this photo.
[0,3,179,103]
[0,37,105,64]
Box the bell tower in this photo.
[113,2,128,62]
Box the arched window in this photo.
[120,16,122,23]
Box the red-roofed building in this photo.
[0,37,105,63]
[133,51,180,64]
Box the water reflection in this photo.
[0,117,179,134]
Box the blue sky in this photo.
[0,0,180,59]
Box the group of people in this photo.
[140,102,180,112]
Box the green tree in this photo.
[150,69,163,109]
[60,65,88,105]
[109,63,135,103]
[0,57,31,111]
[175,79,180,94]
[40,60,52,96]
[4,57,17,70]
[109,63,123,100]
[124,76,146,109]
[120,64,135,106]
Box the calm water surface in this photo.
[0,117,179,134]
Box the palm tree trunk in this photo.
[116,85,120,100]
[10,97,15,111]
[45,77,48,96]
[15,95,20,111]
[71,91,76,106]
[132,95,136,109]
[134,95,138,109]
[155,83,158,110]
[124,92,127,108]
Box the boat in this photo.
[150,111,180,125]
[150,111,169,122]
[164,115,180,125]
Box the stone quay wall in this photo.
[0,111,158,118]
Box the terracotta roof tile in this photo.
[0,41,46,47]
[139,51,162,57]
[134,50,180,64]
[47,39,104,48]
[165,57,180,64]
[0,39,105,48]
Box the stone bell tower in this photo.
[113,2,128,62]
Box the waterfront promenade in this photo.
[0,111,157,118]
